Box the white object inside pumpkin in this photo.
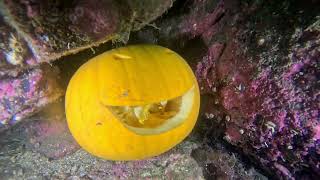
[108,87,195,135]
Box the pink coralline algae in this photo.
[185,0,320,178]
[201,22,319,179]
[0,65,63,131]
[239,49,319,176]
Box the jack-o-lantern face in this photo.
[65,45,200,160]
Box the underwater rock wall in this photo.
[0,0,174,67]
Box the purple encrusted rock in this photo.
[0,65,63,131]
[192,1,319,179]
[0,0,175,70]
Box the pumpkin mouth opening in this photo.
[107,87,195,135]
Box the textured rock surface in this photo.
[0,65,62,131]
[0,15,36,76]
[0,0,174,70]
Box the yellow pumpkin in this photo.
[65,44,200,160]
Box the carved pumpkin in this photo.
[65,44,200,160]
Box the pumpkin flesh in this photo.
[107,86,195,135]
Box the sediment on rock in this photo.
[0,0,175,72]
